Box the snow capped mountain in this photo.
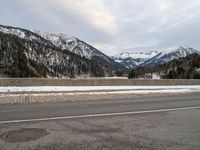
[0,25,55,47]
[33,30,89,55]
[113,51,158,60]
[129,53,200,79]
[33,30,126,72]
[0,26,26,39]
[0,25,124,70]
[141,46,200,67]
[1,24,198,75]
[112,46,200,69]
[33,30,107,59]
[112,51,158,69]
[0,25,126,78]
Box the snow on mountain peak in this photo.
[33,30,76,41]
[0,25,123,72]
[1,25,199,72]
[33,30,77,49]
[140,46,200,68]
[112,46,200,69]
[0,25,26,39]
[32,30,119,64]
[158,45,198,54]
[111,51,159,69]
[0,25,55,46]
[33,30,96,59]
[113,51,158,60]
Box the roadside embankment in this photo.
[0,78,200,86]
[0,86,199,104]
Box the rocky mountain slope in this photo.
[140,46,200,67]
[129,53,200,79]
[0,25,119,78]
[113,46,200,69]
[112,51,158,69]
[33,30,126,72]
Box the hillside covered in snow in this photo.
[0,25,125,78]
[112,51,158,69]
[129,53,200,79]
[112,46,200,69]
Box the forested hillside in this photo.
[129,53,200,79]
[0,32,113,78]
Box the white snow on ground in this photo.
[0,86,200,95]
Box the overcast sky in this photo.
[1,0,200,55]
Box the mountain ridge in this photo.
[129,53,200,79]
[112,51,158,69]
[32,30,126,72]
[0,25,122,78]
[140,46,200,67]
[0,24,126,78]
[1,24,199,78]
[112,46,200,69]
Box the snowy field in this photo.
[0,86,200,95]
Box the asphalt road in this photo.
[0,93,200,150]
[0,93,200,122]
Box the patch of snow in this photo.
[112,46,200,69]
[0,26,26,39]
[113,51,158,60]
[195,68,200,73]
[33,30,96,59]
[141,46,200,67]
[152,73,160,79]
[0,86,200,94]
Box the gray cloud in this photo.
[0,0,200,55]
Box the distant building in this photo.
[142,73,161,79]
[195,68,200,74]
[152,73,161,79]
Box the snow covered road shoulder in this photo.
[0,86,200,95]
[0,86,199,104]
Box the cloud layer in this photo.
[1,0,200,55]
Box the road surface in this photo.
[0,93,200,150]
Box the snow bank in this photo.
[0,86,200,94]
